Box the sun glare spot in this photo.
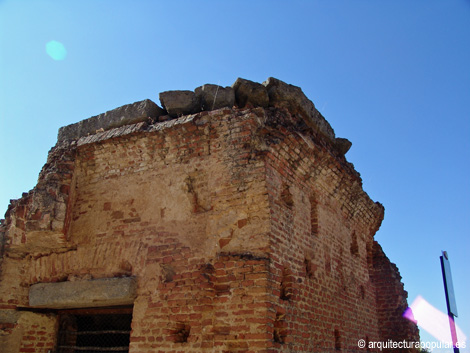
[46,40,67,61]
[404,295,467,345]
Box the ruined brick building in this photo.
[0,77,419,352]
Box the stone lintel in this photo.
[29,277,137,309]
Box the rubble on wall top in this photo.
[262,77,335,140]
[57,99,165,142]
[57,77,351,154]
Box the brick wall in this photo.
[371,241,420,352]
[0,106,418,352]
[262,107,386,352]
[0,311,57,353]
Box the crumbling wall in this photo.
[0,77,418,353]
[371,241,420,352]
[257,105,383,352]
[1,107,275,352]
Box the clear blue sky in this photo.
[1,1,469,350]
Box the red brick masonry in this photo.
[0,100,419,352]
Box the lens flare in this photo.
[404,296,466,345]
[46,40,67,61]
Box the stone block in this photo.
[159,90,200,118]
[262,77,336,141]
[195,84,235,111]
[335,137,352,155]
[232,78,269,108]
[57,99,164,142]
[29,277,137,309]
[0,309,20,324]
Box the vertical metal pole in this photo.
[447,313,459,353]
[440,253,460,353]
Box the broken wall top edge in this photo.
[56,77,347,152]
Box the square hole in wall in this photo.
[57,307,133,353]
